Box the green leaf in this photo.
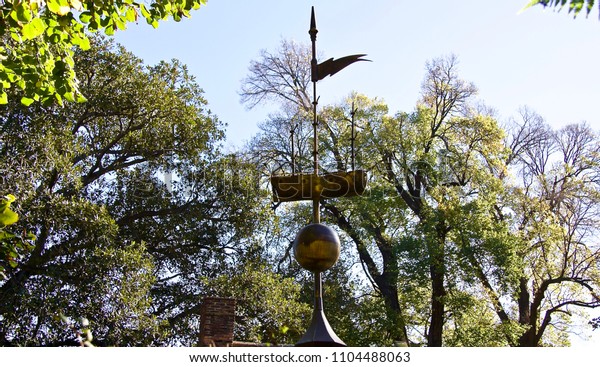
[114,17,127,31]
[0,91,7,104]
[520,0,543,13]
[1,194,16,207]
[0,208,18,226]
[47,0,71,16]
[100,15,111,28]
[10,31,22,42]
[16,3,33,22]
[54,93,63,105]
[49,33,61,44]
[63,92,76,102]
[72,34,91,51]
[104,24,115,36]
[21,18,46,40]
[0,231,16,241]
[140,4,151,19]
[125,7,137,22]
[80,12,93,23]
[76,93,87,103]
[20,96,35,106]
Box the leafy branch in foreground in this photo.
[0,194,35,280]
[522,0,599,18]
[0,0,207,106]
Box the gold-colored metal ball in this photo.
[293,223,340,273]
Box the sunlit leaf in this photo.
[0,208,18,227]
[47,0,71,16]
[16,3,33,22]
[80,12,92,23]
[21,18,46,40]
[20,96,35,106]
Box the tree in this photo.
[240,39,313,112]
[241,40,600,346]
[428,108,600,346]
[522,0,599,18]
[241,41,510,346]
[0,36,271,346]
[494,112,600,346]
[0,0,207,106]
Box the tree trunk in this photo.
[377,274,410,346]
[427,225,447,347]
[517,277,534,346]
[427,257,446,347]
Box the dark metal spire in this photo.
[309,6,319,83]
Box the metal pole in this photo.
[309,6,320,225]
[314,272,323,311]
[350,101,356,172]
[290,124,297,175]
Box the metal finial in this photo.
[309,6,318,40]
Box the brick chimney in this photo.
[199,297,236,347]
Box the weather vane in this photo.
[270,6,369,347]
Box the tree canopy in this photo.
[240,40,600,346]
[0,36,300,346]
[0,0,207,106]
[1,30,599,346]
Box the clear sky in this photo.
[114,1,600,345]
[114,0,600,149]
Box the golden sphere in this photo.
[293,223,340,273]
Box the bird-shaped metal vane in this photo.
[270,7,370,348]
[314,54,370,82]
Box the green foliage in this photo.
[0,0,207,105]
[320,262,398,347]
[0,194,18,227]
[0,194,35,280]
[444,292,504,346]
[0,36,268,346]
[203,263,311,345]
[522,0,598,18]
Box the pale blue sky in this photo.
[114,1,600,345]
[114,0,599,149]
